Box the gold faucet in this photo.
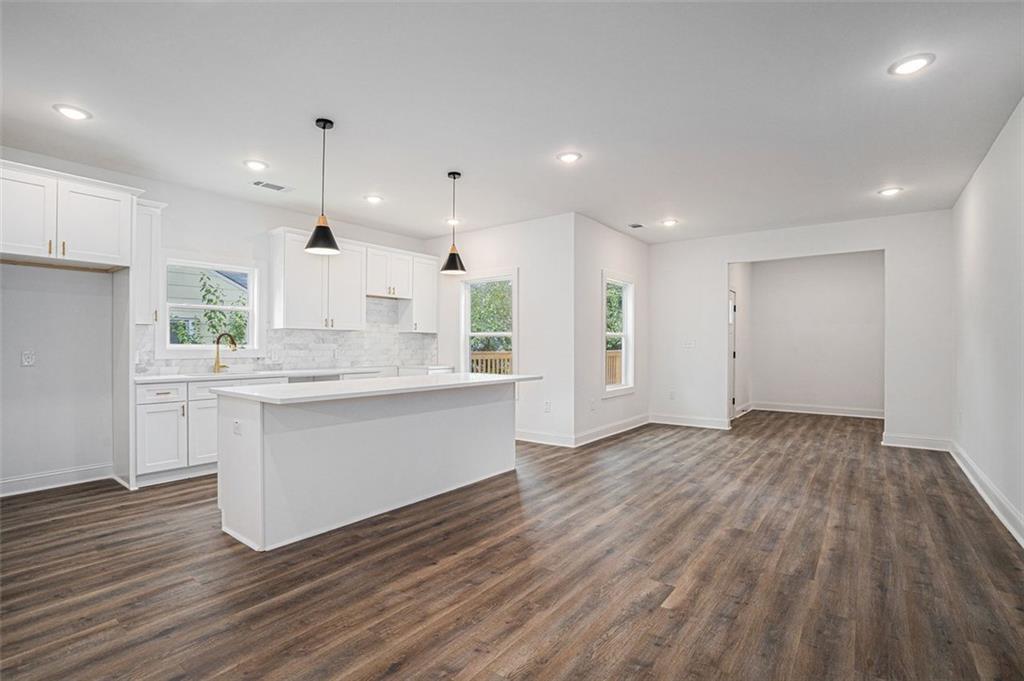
[213,332,238,373]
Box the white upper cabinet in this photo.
[0,161,141,268]
[132,200,166,324]
[0,168,57,258]
[58,181,133,266]
[269,229,329,330]
[327,242,366,330]
[366,248,390,297]
[399,256,439,333]
[366,247,413,299]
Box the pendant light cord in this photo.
[451,174,457,245]
[320,126,327,217]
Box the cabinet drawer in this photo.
[136,382,187,404]
[187,377,287,400]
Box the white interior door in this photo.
[728,289,736,418]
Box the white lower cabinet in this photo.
[136,401,188,474]
[187,399,219,465]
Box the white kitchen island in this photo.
[211,372,541,551]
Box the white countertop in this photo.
[133,368,382,384]
[211,372,542,405]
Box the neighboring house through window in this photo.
[159,258,259,357]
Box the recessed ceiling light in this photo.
[243,159,269,172]
[556,151,582,164]
[446,218,461,226]
[53,104,92,120]
[878,187,904,197]
[659,218,679,227]
[364,194,383,205]
[888,53,935,76]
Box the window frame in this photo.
[603,269,635,397]
[155,255,262,359]
[460,268,519,375]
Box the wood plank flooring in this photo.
[2,412,1022,680]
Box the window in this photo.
[465,275,514,375]
[604,272,634,393]
[161,259,258,354]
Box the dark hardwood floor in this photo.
[2,412,1022,680]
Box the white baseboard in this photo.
[881,432,952,451]
[136,463,217,488]
[0,463,114,497]
[949,441,1024,550]
[649,414,731,430]
[750,401,884,419]
[572,415,650,448]
[516,429,575,447]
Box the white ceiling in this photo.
[2,2,1021,243]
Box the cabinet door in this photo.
[136,402,188,474]
[327,242,366,330]
[188,399,219,465]
[132,205,161,324]
[389,253,413,299]
[0,168,57,258]
[411,257,438,333]
[280,233,328,329]
[366,248,390,296]
[57,181,133,266]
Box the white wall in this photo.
[748,251,884,418]
[572,214,649,444]
[951,97,1023,545]
[1,265,115,493]
[727,262,752,412]
[650,210,953,441]
[428,214,576,444]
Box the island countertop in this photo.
[210,372,542,405]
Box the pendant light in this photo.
[304,117,341,255]
[440,171,467,274]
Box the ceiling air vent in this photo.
[252,180,293,193]
[628,223,644,230]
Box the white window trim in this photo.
[460,267,519,375]
[603,269,635,398]
[155,254,263,359]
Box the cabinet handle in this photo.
[48,239,53,255]
[181,404,185,417]
[330,319,334,328]
[324,317,328,328]
[154,391,172,396]
[414,322,418,330]
[61,241,66,256]
[153,309,158,322]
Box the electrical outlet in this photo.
[20,351,36,367]
[543,401,552,413]
[232,419,242,436]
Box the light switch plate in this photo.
[20,351,36,367]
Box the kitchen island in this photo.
[211,372,541,551]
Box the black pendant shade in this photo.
[305,214,341,255]
[305,117,341,255]
[440,171,466,274]
[441,245,466,274]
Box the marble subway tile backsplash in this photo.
[135,298,438,375]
